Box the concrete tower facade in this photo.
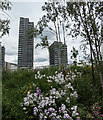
[0,42,5,70]
[18,17,34,69]
[49,41,68,67]
[1,46,5,69]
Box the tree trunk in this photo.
[90,48,95,85]
[99,71,103,93]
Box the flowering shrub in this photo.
[91,102,103,119]
[3,67,102,119]
[22,71,80,119]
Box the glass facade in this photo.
[49,41,68,67]
[18,17,34,69]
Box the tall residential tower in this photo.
[18,17,34,69]
[0,42,5,70]
[49,41,68,67]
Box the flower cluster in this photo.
[91,102,103,118]
[47,71,78,85]
[22,72,80,119]
[35,71,46,79]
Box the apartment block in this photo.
[18,17,34,69]
[0,42,5,70]
[49,41,68,67]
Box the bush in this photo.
[2,66,102,119]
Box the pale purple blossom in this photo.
[23,71,80,119]
[70,91,78,98]
[39,113,43,119]
[33,107,38,116]
[63,114,70,119]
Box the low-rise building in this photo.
[5,62,17,71]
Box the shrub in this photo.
[22,71,80,119]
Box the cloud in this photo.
[34,47,49,61]
[6,52,17,56]
[11,0,48,2]
[42,28,56,40]
[35,57,48,62]
[12,58,18,63]
[5,47,17,56]
[6,50,17,56]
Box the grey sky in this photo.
[1,2,84,68]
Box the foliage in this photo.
[2,69,36,119]
[70,47,78,65]
[90,102,103,118]
[0,0,12,37]
[66,2,103,92]
[2,66,103,119]
[34,1,69,47]
[70,65,103,119]
[2,68,58,119]
[22,71,79,119]
[34,1,71,68]
[34,1,103,91]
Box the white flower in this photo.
[71,107,74,110]
[50,88,56,95]
[47,80,52,82]
[27,91,30,95]
[28,94,33,98]
[71,106,77,111]
[72,111,76,116]
[70,91,78,98]
[74,106,77,111]
[52,99,55,104]
[63,113,70,119]
[23,107,26,110]
[50,96,52,99]
[42,97,44,100]
[61,104,66,111]
[24,101,29,106]
[24,97,28,102]
[55,71,58,74]
[45,97,49,100]
[37,71,40,75]
[29,100,33,104]
[77,116,80,120]
[60,90,66,96]
[65,83,74,90]
[33,83,35,86]
[72,110,79,117]
[66,97,70,103]
[44,116,47,119]
[39,113,43,119]
[63,111,67,114]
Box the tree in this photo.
[66,2,103,92]
[0,2,11,119]
[34,1,103,92]
[0,0,12,37]
[70,47,78,66]
[34,1,70,68]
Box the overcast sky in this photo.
[1,1,84,68]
